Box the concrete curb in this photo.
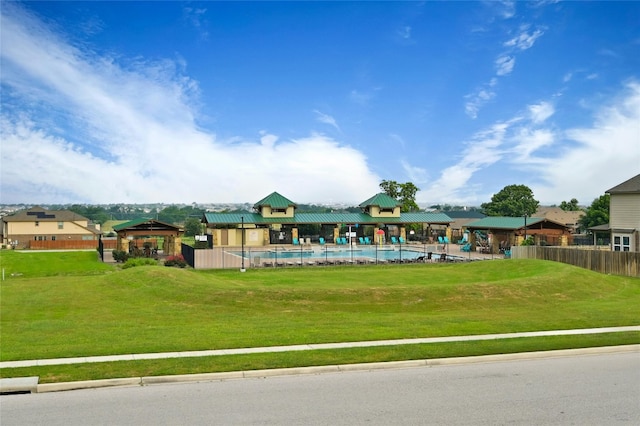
[31,344,638,393]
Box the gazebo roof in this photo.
[113,218,183,234]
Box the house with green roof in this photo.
[465,216,573,254]
[202,191,452,247]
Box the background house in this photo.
[1,206,101,249]
[606,174,640,252]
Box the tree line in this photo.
[58,181,610,236]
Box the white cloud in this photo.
[418,121,515,203]
[464,88,496,119]
[422,82,640,205]
[495,55,516,76]
[0,4,380,204]
[397,25,412,40]
[528,101,555,123]
[529,81,640,204]
[503,28,544,51]
[313,110,341,132]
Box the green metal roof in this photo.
[112,218,182,231]
[253,192,297,209]
[465,216,544,230]
[359,193,401,208]
[112,218,155,231]
[203,211,452,225]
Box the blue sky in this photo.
[1,1,639,206]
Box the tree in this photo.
[481,184,539,217]
[560,198,581,211]
[379,180,420,212]
[578,194,609,230]
[184,217,202,237]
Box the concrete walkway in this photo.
[2,326,638,369]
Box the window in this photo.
[52,236,56,241]
[58,221,64,229]
[613,235,631,252]
[35,221,39,227]
[272,208,287,214]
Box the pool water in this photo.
[232,247,428,262]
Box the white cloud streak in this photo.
[0,4,380,204]
[421,82,640,205]
[313,110,341,132]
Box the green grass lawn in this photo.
[1,250,638,382]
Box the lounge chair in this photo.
[359,237,365,244]
[364,236,371,245]
[293,238,299,245]
[391,236,398,244]
[437,236,444,244]
[319,237,325,245]
[399,236,406,244]
[461,243,471,252]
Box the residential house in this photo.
[606,173,640,252]
[1,206,101,249]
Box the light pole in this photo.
[240,216,245,272]
[523,214,528,243]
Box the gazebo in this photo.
[113,218,184,256]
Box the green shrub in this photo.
[194,241,209,249]
[122,258,158,269]
[112,250,129,263]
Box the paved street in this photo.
[2,351,639,425]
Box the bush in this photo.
[112,250,129,263]
[165,254,187,268]
[122,258,158,269]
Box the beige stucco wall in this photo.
[6,220,92,236]
[210,228,267,246]
[368,206,401,218]
[260,206,295,218]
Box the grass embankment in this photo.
[1,250,638,383]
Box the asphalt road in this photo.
[2,351,639,425]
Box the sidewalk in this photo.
[2,326,638,369]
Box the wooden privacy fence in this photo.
[511,246,640,277]
[28,240,99,250]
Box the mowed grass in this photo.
[1,250,638,366]
[1,251,639,383]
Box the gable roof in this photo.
[465,216,545,230]
[2,206,90,223]
[202,211,452,225]
[606,174,640,194]
[359,193,402,209]
[253,192,297,209]
[113,218,182,232]
[444,210,486,219]
[534,207,584,226]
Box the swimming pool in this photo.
[231,246,428,262]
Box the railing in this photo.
[511,246,640,277]
[182,243,448,270]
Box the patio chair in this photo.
[461,243,472,252]
[399,236,406,244]
[359,237,365,244]
[293,238,299,245]
[391,236,398,244]
[319,237,325,245]
[364,236,371,244]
